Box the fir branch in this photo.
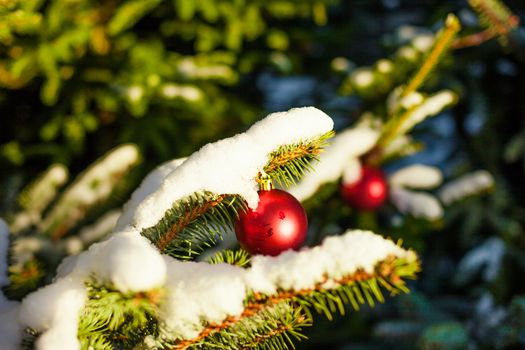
[401,14,460,99]
[189,302,311,350]
[208,249,252,267]
[77,281,163,350]
[16,164,68,217]
[175,302,310,350]
[140,192,246,259]
[366,15,460,162]
[261,131,334,188]
[240,311,308,350]
[172,255,419,350]
[466,0,519,46]
[4,258,46,300]
[41,144,140,240]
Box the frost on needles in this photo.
[0,107,420,350]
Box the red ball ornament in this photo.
[341,166,388,211]
[235,188,308,256]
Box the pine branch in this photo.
[140,133,333,260]
[401,14,460,99]
[77,282,163,350]
[171,254,419,350]
[368,90,456,165]
[186,302,311,350]
[208,249,251,267]
[140,191,245,259]
[466,0,519,46]
[363,15,460,163]
[4,258,46,300]
[261,131,335,188]
[240,309,309,350]
[41,144,140,240]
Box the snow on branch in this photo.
[289,126,379,201]
[389,165,444,220]
[41,144,141,239]
[11,164,68,233]
[5,228,417,349]
[164,230,418,348]
[115,107,333,258]
[438,170,494,205]
[118,107,333,233]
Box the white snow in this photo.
[246,246,333,294]
[18,164,68,217]
[117,158,187,230]
[397,90,456,135]
[57,231,166,293]
[342,158,363,185]
[290,126,379,201]
[389,164,443,189]
[388,165,444,219]
[438,170,494,205]
[118,107,333,232]
[400,92,424,110]
[19,277,86,350]
[390,187,443,220]
[161,259,247,339]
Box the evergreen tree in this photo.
[1,0,524,349]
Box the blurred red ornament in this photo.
[341,166,388,211]
[235,189,308,256]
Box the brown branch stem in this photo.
[452,15,519,49]
[155,196,226,252]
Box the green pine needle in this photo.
[468,0,519,45]
[209,249,252,267]
[140,191,246,259]
[4,259,46,300]
[183,302,311,350]
[77,282,162,350]
[262,131,334,189]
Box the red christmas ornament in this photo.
[235,188,308,256]
[341,166,388,211]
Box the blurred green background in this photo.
[1,0,525,349]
